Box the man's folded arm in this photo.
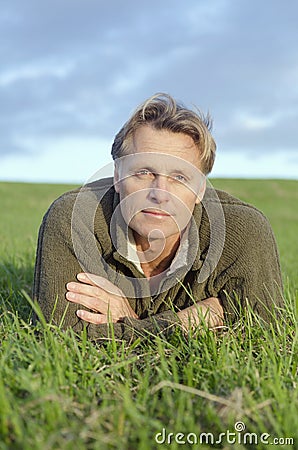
[84,297,223,343]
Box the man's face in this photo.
[114,126,205,244]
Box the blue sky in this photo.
[0,0,297,183]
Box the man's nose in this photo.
[148,175,171,203]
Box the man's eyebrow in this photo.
[170,168,193,176]
[128,163,156,172]
[168,167,198,180]
[130,165,195,179]
[124,158,196,176]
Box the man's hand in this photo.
[66,273,139,324]
[177,297,224,331]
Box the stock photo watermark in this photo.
[155,421,294,446]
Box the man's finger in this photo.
[77,273,123,296]
[76,310,114,324]
[66,292,109,314]
[66,281,106,301]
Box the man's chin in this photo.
[130,225,180,242]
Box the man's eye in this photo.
[135,169,152,176]
[173,174,187,183]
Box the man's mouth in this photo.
[141,209,172,218]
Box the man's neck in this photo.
[133,231,180,278]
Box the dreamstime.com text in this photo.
[155,422,294,446]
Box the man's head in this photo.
[111,92,216,175]
[112,93,216,248]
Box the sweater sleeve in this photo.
[33,193,90,330]
[83,310,180,344]
[213,205,284,324]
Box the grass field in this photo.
[0,179,297,449]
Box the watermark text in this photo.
[155,422,294,446]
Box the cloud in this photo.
[0,0,297,180]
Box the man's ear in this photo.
[195,176,206,204]
[113,163,120,193]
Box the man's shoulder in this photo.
[49,177,114,207]
[202,187,274,241]
[197,187,278,265]
[43,177,115,223]
[205,187,268,221]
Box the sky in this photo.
[0,0,297,184]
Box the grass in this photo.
[0,179,297,449]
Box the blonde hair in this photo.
[111,93,216,174]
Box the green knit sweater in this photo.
[33,178,284,342]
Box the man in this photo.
[33,93,283,341]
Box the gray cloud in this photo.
[0,0,297,161]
